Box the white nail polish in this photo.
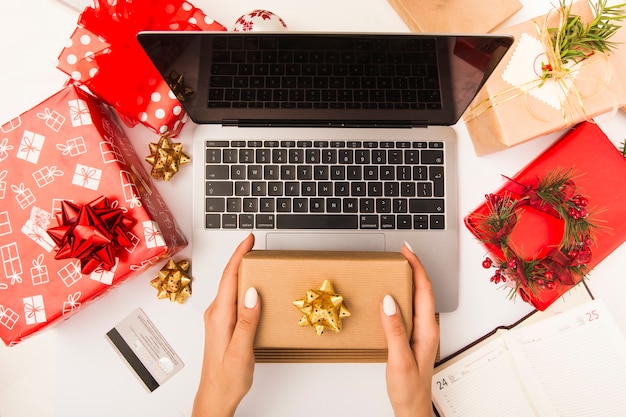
[383,294,397,316]
[244,287,258,309]
[403,240,415,254]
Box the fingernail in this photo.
[403,241,415,254]
[244,287,258,309]
[383,294,397,316]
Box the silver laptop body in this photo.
[138,32,513,313]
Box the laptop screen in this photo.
[137,32,512,127]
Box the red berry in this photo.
[507,259,517,269]
[482,258,493,268]
[544,271,554,280]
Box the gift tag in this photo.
[106,308,184,392]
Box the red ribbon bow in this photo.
[47,196,135,275]
[69,0,217,129]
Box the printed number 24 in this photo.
[436,378,449,390]
[586,309,600,322]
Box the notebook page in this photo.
[503,299,626,417]
[431,337,539,417]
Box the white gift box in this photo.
[30,254,50,286]
[100,140,125,164]
[57,260,82,287]
[0,305,19,330]
[90,259,119,285]
[62,292,82,316]
[72,163,102,190]
[0,169,7,198]
[68,98,93,126]
[36,107,66,132]
[21,219,55,253]
[120,170,141,207]
[0,211,11,237]
[17,130,45,164]
[1,115,21,133]
[10,183,36,209]
[32,165,64,188]
[56,136,87,156]
[0,138,14,162]
[1,242,23,284]
[23,295,47,325]
[143,220,166,248]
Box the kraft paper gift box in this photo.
[388,0,521,33]
[465,122,626,311]
[238,250,413,362]
[0,84,187,346]
[56,0,226,136]
[463,1,626,156]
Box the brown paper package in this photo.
[464,1,626,155]
[387,0,521,33]
[238,251,413,362]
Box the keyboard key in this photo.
[360,215,379,229]
[206,214,221,228]
[206,198,225,212]
[421,149,443,164]
[430,215,445,229]
[277,214,359,229]
[256,214,275,229]
[206,165,229,180]
[206,182,233,196]
[409,199,444,213]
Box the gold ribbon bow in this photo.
[293,280,351,336]
[150,259,192,304]
[145,135,190,181]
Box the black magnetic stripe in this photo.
[106,327,160,392]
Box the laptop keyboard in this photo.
[207,35,442,110]
[204,140,446,230]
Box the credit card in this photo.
[106,308,184,392]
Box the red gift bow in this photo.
[47,196,135,275]
[66,0,220,131]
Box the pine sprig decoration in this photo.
[475,170,597,300]
[551,0,626,65]
[620,140,626,157]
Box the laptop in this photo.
[137,32,513,313]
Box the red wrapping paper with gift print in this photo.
[0,84,187,346]
[465,122,626,310]
[57,0,226,136]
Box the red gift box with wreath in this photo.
[465,121,626,310]
[57,0,226,136]
[0,84,187,346]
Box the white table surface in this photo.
[1,1,625,416]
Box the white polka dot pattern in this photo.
[56,0,227,136]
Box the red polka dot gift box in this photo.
[0,84,187,346]
[57,0,226,136]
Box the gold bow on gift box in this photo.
[293,279,351,336]
[150,259,192,304]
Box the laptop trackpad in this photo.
[265,232,385,251]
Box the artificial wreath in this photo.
[472,169,597,300]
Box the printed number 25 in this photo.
[586,309,600,322]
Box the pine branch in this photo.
[551,0,626,65]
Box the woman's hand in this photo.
[192,233,261,417]
[380,243,440,417]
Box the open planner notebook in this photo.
[431,296,626,417]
